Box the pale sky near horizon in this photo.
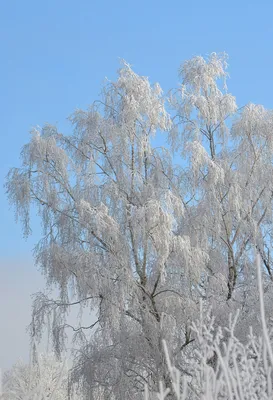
[1,0,273,371]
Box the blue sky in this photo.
[1,0,273,369]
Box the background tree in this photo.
[1,352,77,400]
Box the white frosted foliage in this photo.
[6,53,273,398]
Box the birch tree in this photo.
[6,62,209,398]
[169,53,273,325]
[6,54,273,398]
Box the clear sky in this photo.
[1,0,273,370]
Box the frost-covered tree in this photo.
[6,54,273,398]
[1,353,78,400]
[169,53,273,327]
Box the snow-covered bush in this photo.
[147,256,273,400]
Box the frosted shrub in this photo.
[147,256,273,400]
